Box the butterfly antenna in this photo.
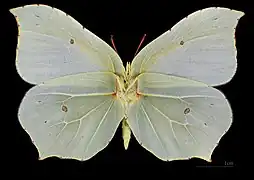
[110,35,118,53]
[134,34,146,57]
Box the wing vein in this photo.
[140,102,168,157]
[68,98,111,124]
[184,125,198,144]
[66,120,81,148]
[35,92,114,97]
[83,99,115,154]
[140,93,219,100]
[146,100,181,147]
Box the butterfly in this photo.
[10,4,244,161]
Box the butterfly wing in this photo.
[18,72,125,160]
[10,4,125,85]
[11,5,126,160]
[131,7,244,86]
[127,73,232,161]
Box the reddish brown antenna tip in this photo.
[134,34,147,57]
[110,35,118,53]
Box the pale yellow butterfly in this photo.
[10,4,244,161]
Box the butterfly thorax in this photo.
[115,62,140,113]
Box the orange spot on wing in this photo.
[136,92,141,98]
[136,81,141,98]
[112,78,118,98]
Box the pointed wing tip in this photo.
[229,8,245,17]
[9,5,26,14]
[233,10,245,21]
[191,156,212,163]
[198,7,245,23]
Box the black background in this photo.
[2,0,250,176]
